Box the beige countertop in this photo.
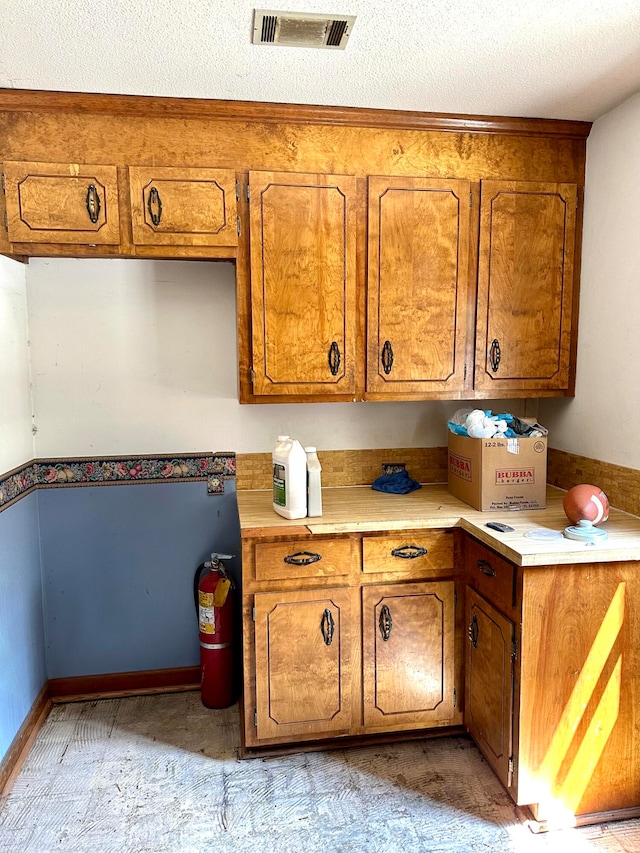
[236,484,640,567]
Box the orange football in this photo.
[563,484,610,525]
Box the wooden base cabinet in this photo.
[242,529,463,751]
[464,535,640,827]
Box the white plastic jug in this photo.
[305,446,323,518]
[273,437,307,519]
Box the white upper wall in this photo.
[0,256,33,471]
[26,258,528,459]
[2,1,640,121]
[539,92,640,469]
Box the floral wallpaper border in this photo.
[0,452,236,513]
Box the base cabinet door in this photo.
[253,587,354,741]
[363,580,456,730]
[465,586,515,790]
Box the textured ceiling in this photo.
[1,0,640,121]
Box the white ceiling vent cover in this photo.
[253,10,356,49]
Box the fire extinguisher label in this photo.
[198,591,215,634]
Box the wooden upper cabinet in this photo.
[362,580,456,730]
[253,587,354,741]
[367,176,470,395]
[474,180,578,393]
[128,166,237,246]
[249,170,357,397]
[3,160,120,245]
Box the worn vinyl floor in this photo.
[1,691,640,853]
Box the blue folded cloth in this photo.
[371,470,422,494]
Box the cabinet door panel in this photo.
[465,586,514,789]
[475,180,577,392]
[249,171,357,396]
[128,166,237,246]
[367,176,470,394]
[254,587,354,741]
[3,160,120,245]
[363,581,456,729]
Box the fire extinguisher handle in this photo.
[209,554,235,586]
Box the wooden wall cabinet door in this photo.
[474,179,578,393]
[367,176,470,396]
[128,166,238,247]
[3,160,120,245]
[253,587,354,741]
[362,580,456,730]
[465,586,515,791]
[248,171,357,397]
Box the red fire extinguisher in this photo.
[194,553,235,709]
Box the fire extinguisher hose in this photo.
[193,562,208,618]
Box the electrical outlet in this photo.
[382,462,405,476]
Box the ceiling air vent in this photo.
[253,9,356,50]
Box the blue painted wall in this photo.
[38,480,241,678]
[0,492,47,764]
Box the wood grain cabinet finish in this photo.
[128,166,238,247]
[465,586,515,791]
[244,526,462,749]
[0,95,588,401]
[464,535,516,618]
[253,587,354,741]
[517,563,640,822]
[248,170,357,397]
[363,580,456,730]
[474,180,578,393]
[3,160,120,245]
[362,531,454,577]
[366,176,470,395]
[464,534,640,825]
[254,537,355,581]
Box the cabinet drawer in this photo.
[465,537,515,616]
[128,166,238,247]
[254,538,356,581]
[3,160,120,245]
[362,531,454,576]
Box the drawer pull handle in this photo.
[85,184,101,224]
[283,551,322,566]
[468,613,479,648]
[477,559,497,577]
[147,185,163,226]
[489,338,501,372]
[379,604,392,641]
[391,545,427,559]
[381,340,394,375]
[320,608,335,646]
[328,341,341,376]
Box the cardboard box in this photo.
[448,432,547,512]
